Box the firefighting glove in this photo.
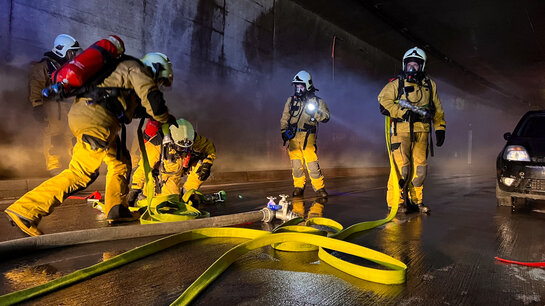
[435,130,445,147]
[127,188,142,206]
[32,105,47,123]
[197,162,212,181]
[166,115,179,128]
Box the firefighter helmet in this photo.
[170,118,195,149]
[292,70,315,91]
[52,34,81,58]
[141,52,173,87]
[402,47,427,72]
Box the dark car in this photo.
[496,110,545,211]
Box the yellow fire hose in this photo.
[0,118,404,305]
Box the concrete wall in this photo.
[0,0,520,177]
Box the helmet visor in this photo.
[175,138,193,148]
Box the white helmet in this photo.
[292,70,315,91]
[141,52,173,87]
[402,47,427,72]
[52,34,81,58]
[170,118,195,148]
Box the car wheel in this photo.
[511,197,528,213]
[496,181,512,206]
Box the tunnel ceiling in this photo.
[293,0,545,107]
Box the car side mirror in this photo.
[504,132,511,140]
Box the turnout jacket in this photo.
[280,93,330,133]
[378,77,446,133]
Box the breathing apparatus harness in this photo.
[381,74,437,211]
[381,74,436,156]
[152,126,205,194]
[283,91,319,150]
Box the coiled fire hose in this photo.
[0,119,405,305]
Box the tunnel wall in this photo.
[0,0,521,177]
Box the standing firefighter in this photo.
[379,47,446,213]
[281,70,330,198]
[30,34,81,175]
[128,118,216,205]
[5,44,178,236]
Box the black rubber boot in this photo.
[106,204,140,223]
[316,188,328,198]
[293,187,304,197]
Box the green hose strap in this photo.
[0,120,403,305]
[0,191,402,306]
[135,120,208,223]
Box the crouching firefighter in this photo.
[378,47,446,214]
[5,44,178,236]
[281,70,330,198]
[128,118,216,205]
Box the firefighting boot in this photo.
[5,209,42,236]
[316,188,328,198]
[106,204,140,224]
[417,203,431,214]
[293,187,304,197]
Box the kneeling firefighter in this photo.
[378,47,446,213]
[280,70,330,198]
[128,118,216,205]
[5,43,178,236]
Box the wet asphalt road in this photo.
[1,170,545,305]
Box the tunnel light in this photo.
[502,177,515,186]
[503,145,530,161]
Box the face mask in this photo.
[295,85,306,97]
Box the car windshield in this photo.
[517,116,545,138]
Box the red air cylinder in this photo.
[52,35,125,90]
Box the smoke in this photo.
[0,60,52,178]
[0,0,529,179]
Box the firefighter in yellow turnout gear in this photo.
[128,118,216,204]
[378,47,446,213]
[5,50,178,236]
[281,71,330,198]
[29,34,81,175]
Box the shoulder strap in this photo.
[425,77,436,114]
[397,75,404,100]
[71,55,134,97]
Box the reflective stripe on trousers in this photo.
[386,132,428,206]
[288,133,324,190]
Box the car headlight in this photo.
[503,145,530,161]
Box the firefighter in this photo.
[5,49,178,236]
[30,34,81,175]
[281,70,330,198]
[128,118,216,205]
[378,47,446,213]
